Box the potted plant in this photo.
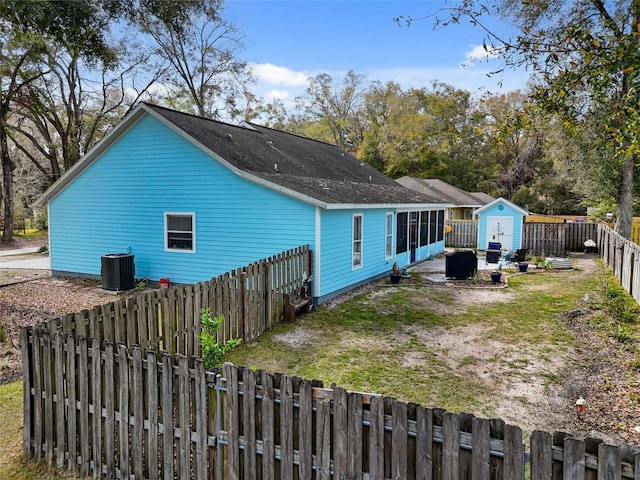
[390,262,402,284]
[518,262,529,273]
[490,270,502,284]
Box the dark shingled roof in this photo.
[395,177,493,207]
[146,103,442,206]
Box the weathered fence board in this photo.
[21,335,640,479]
[446,219,477,248]
[34,245,310,358]
[599,224,640,306]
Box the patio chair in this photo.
[512,248,529,263]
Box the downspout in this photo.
[314,206,322,301]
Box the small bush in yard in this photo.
[198,308,241,369]
[602,273,639,324]
[0,325,5,343]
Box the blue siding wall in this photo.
[318,209,395,299]
[477,202,524,251]
[49,115,315,284]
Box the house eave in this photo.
[325,202,452,210]
[473,197,529,217]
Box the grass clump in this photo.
[1,381,76,479]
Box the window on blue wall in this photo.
[385,213,393,259]
[437,210,445,242]
[419,211,429,246]
[165,213,195,252]
[353,214,363,268]
[396,212,408,253]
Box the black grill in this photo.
[445,250,477,279]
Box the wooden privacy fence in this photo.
[599,224,640,305]
[447,220,598,255]
[22,331,640,480]
[34,245,311,356]
[445,219,477,248]
[521,222,597,256]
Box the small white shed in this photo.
[474,197,529,251]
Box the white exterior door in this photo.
[486,216,514,250]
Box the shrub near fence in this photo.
[21,333,640,480]
[599,224,640,305]
[37,245,311,356]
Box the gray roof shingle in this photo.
[35,103,449,208]
[147,103,443,206]
[395,176,493,207]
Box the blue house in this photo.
[474,197,529,251]
[34,103,449,302]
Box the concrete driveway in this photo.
[0,247,51,270]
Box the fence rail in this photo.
[36,245,311,356]
[21,332,640,480]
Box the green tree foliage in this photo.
[198,308,241,369]
[0,0,250,242]
[119,0,252,120]
[0,0,117,64]
[295,71,368,151]
[359,81,496,191]
[429,0,640,237]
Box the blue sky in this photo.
[224,0,530,108]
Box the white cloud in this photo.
[366,66,527,95]
[249,63,310,87]
[461,43,501,68]
[249,61,529,116]
[265,89,290,100]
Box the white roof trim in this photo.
[473,197,529,217]
[326,202,452,210]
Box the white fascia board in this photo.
[325,202,452,210]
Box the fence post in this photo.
[264,261,272,331]
[597,443,621,479]
[563,437,586,480]
[20,328,32,457]
[240,269,247,343]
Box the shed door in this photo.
[486,216,514,250]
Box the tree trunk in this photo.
[0,123,14,243]
[615,155,634,239]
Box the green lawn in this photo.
[0,381,77,479]
[225,269,591,418]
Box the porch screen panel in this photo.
[396,213,408,254]
[437,210,445,242]
[419,211,429,247]
[429,211,437,245]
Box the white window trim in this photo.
[352,213,363,270]
[164,212,196,253]
[385,212,393,260]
